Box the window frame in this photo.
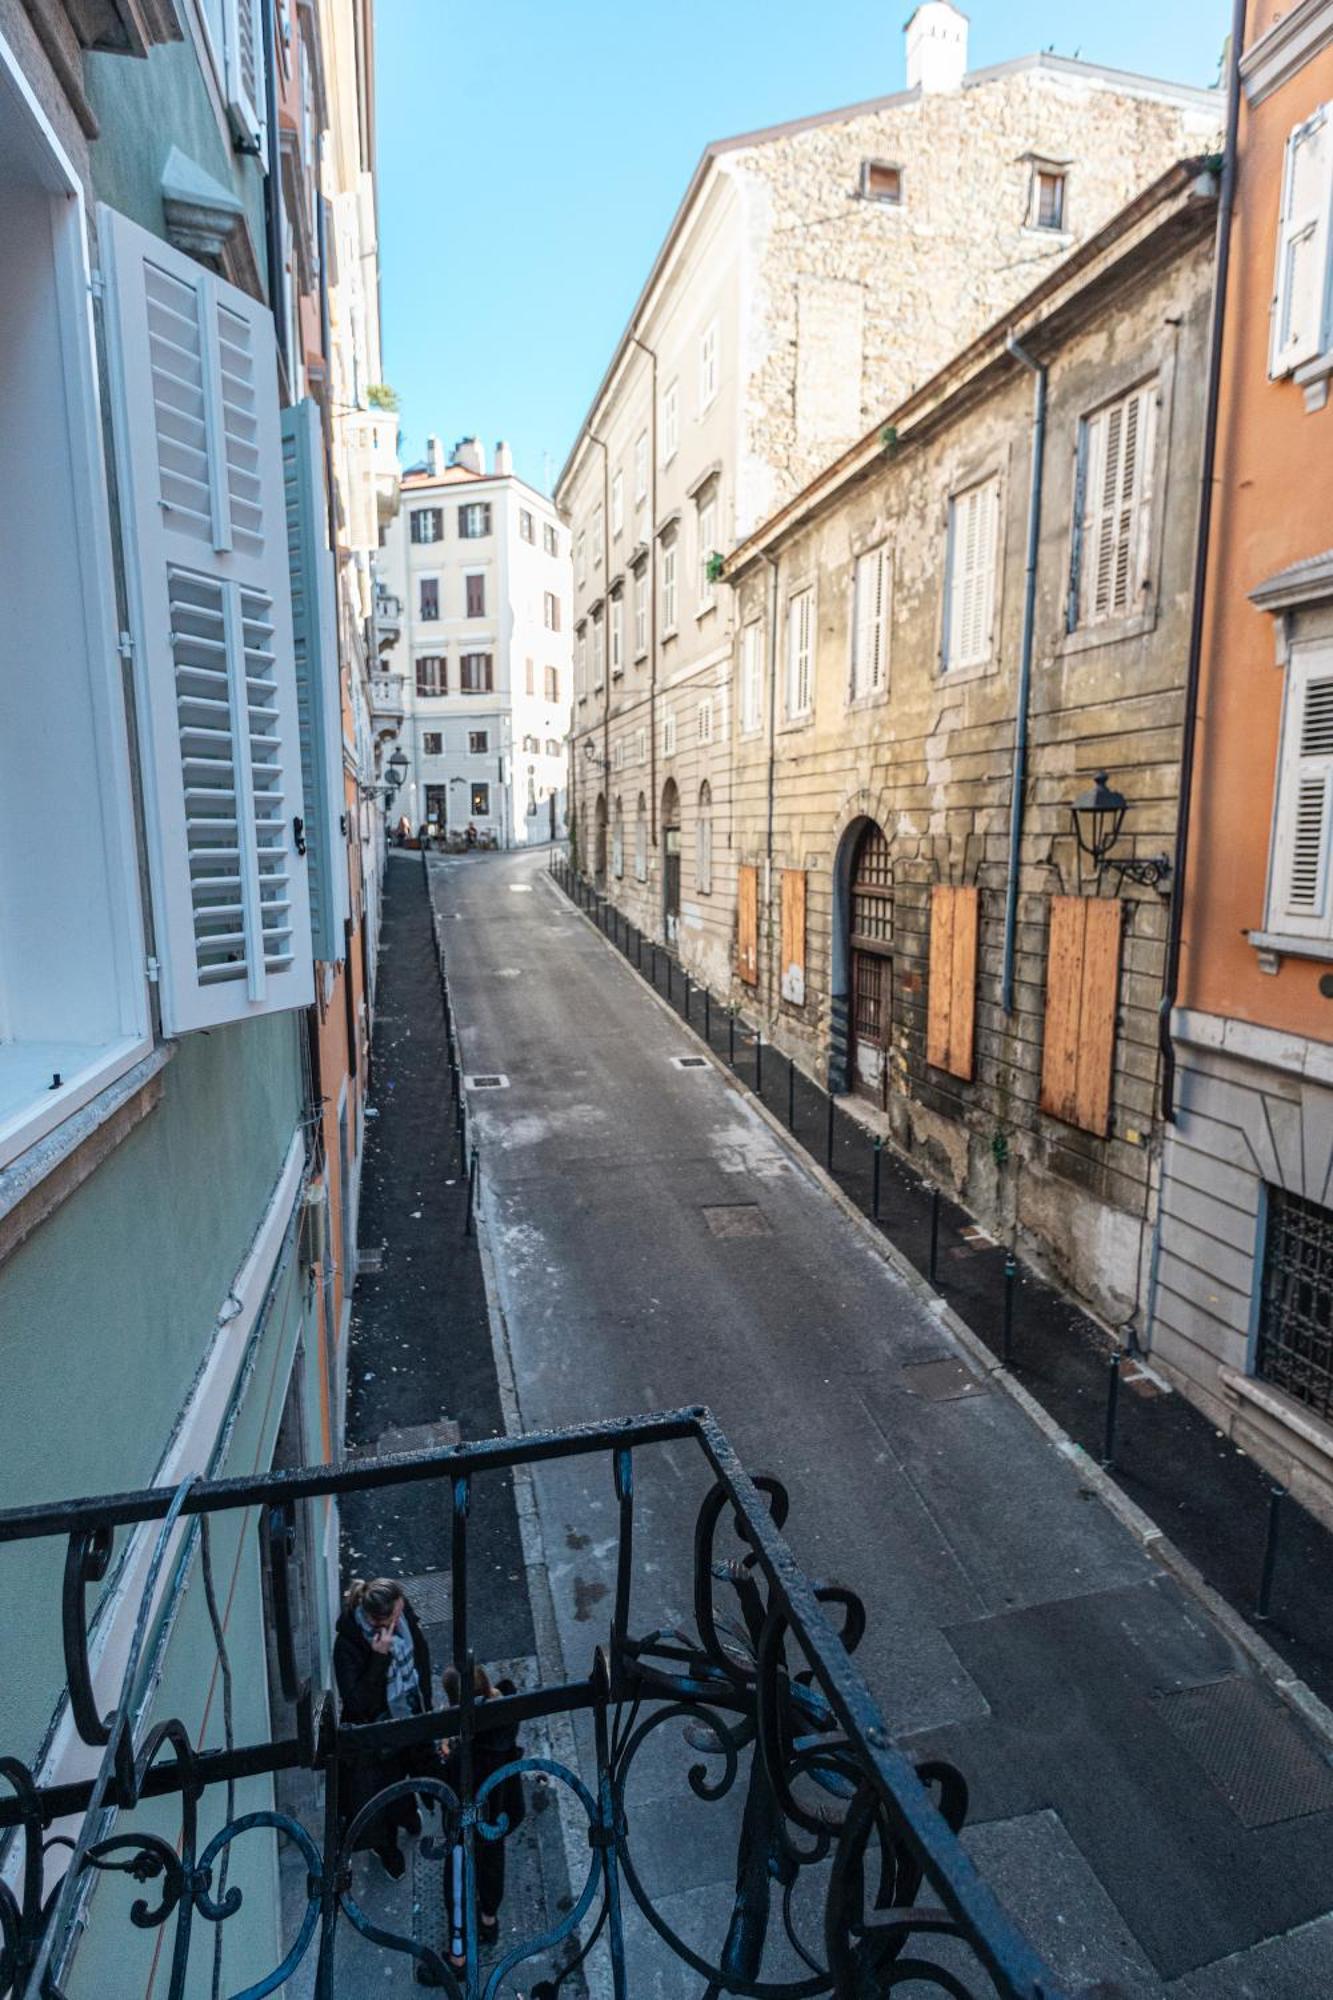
[661,538,678,637]
[410,505,443,544]
[940,471,1003,677]
[634,429,649,503]
[519,507,535,543]
[416,654,446,697]
[699,318,719,412]
[1060,350,1175,659]
[459,651,494,694]
[785,585,815,724]
[458,500,492,539]
[697,491,717,615]
[860,158,903,206]
[611,470,624,537]
[610,589,624,676]
[697,780,713,894]
[468,729,490,755]
[633,560,649,659]
[740,619,765,736]
[470,781,490,816]
[422,731,443,756]
[1271,105,1333,378]
[419,573,441,621]
[662,379,680,463]
[849,541,890,705]
[1027,161,1069,234]
[465,570,486,619]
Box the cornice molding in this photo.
[1241,0,1333,106]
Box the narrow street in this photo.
[430,845,1333,1999]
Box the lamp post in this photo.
[1069,772,1172,894]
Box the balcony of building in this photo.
[369,668,405,738]
[373,584,403,655]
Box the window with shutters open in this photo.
[787,588,814,719]
[223,0,267,158]
[283,399,349,966]
[101,203,312,1035]
[1271,106,1333,378]
[850,544,889,701]
[1268,642,1333,944]
[944,478,999,671]
[1069,382,1158,634]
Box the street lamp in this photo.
[1069,772,1171,893]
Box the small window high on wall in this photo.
[861,159,902,205]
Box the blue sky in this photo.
[375,1,1228,492]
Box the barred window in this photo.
[850,823,892,947]
[1257,1186,1333,1422]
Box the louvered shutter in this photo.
[1270,646,1333,939]
[853,546,888,696]
[100,204,312,1034]
[1079,386,1157,627]
[224,0,267,156]
[283,400,349,965]
[1271,108,1333,378]
[947,481,997,667]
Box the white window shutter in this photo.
[100,204,312,1034]
[947,483,997,667]
[1271,107,1333,377]
[224,0,267,157]
[283,400,349,965]
[1270,647,1333,938]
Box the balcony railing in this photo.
[0,1409,1072,1999]
[369,670,405,725]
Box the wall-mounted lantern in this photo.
[1070,772,1172,894]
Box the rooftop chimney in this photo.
[494,440,513,477]
[452,436,485,476]
[905,2,968,94]
[426,434,445,476]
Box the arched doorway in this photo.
[594,794,608,887]
[835,819,893,1105]
[661,779,681,943]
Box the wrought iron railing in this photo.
[0,1409,1076,1998]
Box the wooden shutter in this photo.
[1271,108,1333,377]
[1079,387,1157,626]
[926,886,978,1079]
[283,400,349,966]
[948,481,997,667]
[852,544,888,697]
[224,0,266,155]
[1269,645,1333,938]
[738,864,759,985]
[1039,897,1122,1136]
[101,204,312,1034]
[780,869,807,1005]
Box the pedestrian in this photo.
[333,1577,437,1881]
[417,822,430,852]
[464,821,478,849]
[436,1664,525,1974]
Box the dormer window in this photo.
[861,160,903,206]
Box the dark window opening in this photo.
[1257,1186,1333,1422]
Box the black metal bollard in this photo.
[636,930,642,971]
[872,1137,882,1221]
[1256,1486,1286,1622]
[650,943,657,985]
[825,1092,835,1171]
[787,1055,796,1131]
[1002,1252,1017,1366]
[1101,1351,1121,1470]
[666,957,673,1005]
[704,988,711,1043]
[928,1184,941,1288]
[463,1144,479,1237]
[683,975,691,1025]
[756,1028,763,1095]
[728,1008,735,1067]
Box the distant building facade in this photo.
[382,437,572,846]
[1156,0,1333,1523]
[558,2,1219,946]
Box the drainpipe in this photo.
[1159,4,1244,1122]
[629,334,660,848]
[261,0,290,400]
[587,429,612,803]
[762,550,780,1012]
[1001,333,1047,1016]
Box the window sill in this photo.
[1057,605,1157,659]
[0,1042,171,1266]
[696,602,717,623]
[1247,929,1333,971]
[847,689,889,713]
[633,648,649,665]
[1219,1366,1333,1465]
[780,713,813,734]
[938,655,995,686]
[1293,352,1333,412]
[1020,225,1073,247]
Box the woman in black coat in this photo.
[333,1577,436,1880]
[438,1665,525,1971]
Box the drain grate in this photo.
[901,1355,986,1401]
[357,1244,386,1275]
[394,1569,454,1626]
[672,1055,711,1071]
[702,1203,771,1239]
[1157,1676,1333,1827]
[465,1074,510,1090]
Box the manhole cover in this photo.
[395,1569,454,1625]
[1157,1677,1333,1826]
[465,1074,510,1090]
[703,1204,771,1238]
[901,1356,986,1401]
[672,1055,711,1070]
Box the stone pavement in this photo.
[428,844,1333,2000]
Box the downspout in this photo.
[261,0,290,400]
[630,334,660,848]
[587,430,611,802]
[763,551,780,1011]
[1159,8,1244,1121]
[1001,333,1047,1016]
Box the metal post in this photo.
[651,943,657,985]
[755,1029,763,1095]
[929,1185,941,1288]
[704,988,711,1044]
[728,1008,735,1067]
[872,1137,882,1221]
[683,975,690,1025]
[787,1056,795,1131]
[1101,1351,1121,1470]
[636,930,642,971]
[825,1093,835,1171]
[666,956,673,1005]
[1002,1252,1016,1366]
[1256,1485,1286,1622]
[464,1144,479,1238]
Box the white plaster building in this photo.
[382,438,572,846]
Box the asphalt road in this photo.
[430,845,1333,2000]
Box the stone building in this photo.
[722,160,1217,1327]
[1154,0,1333,1523]
[558,3,1219,972]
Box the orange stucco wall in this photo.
[1181,8,1333,1037]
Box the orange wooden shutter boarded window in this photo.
[738,865,759,985]
[926,885,978,1079]
[780,869,807,1004]
[1039,896,1123,1135]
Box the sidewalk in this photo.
[437,847,1333,1998]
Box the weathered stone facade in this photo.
[724,165,1216,1327]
